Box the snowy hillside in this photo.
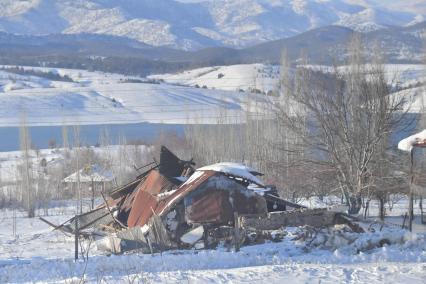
[0,66,267,127]
[0,63,423,128]
[149,64,280,93]
[151,63,426,102]
[0,0,423,50]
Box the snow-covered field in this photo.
[151,63,425,92]
[0,145,425,282]
[149,64,280,93]
[0,63,423,128]
[0,196,425,283]
[151,63,425,110]
[0,66,267,127]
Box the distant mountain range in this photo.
[0,20,424,76]
[0,0,424,50]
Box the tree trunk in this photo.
[379,197,385,221]
[363,200,369,219]
[348,195,362,214]
[91,179,95,210]
[420,196,425,224]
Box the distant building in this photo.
[63,164,114,208]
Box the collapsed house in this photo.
[42,146,360,254]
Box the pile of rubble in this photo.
[42,147,362,254]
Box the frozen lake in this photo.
[0,123,185,151]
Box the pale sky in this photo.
[345,0,426,14]
[176,0,426,14]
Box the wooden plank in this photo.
[39,217,73,234]
[264,194,306,209]
[240,209,337,230]
[234,212,240,252]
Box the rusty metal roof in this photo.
[123,168,272,228]
[125,169,177,227]
[126,170,215,227]
[122,170,173,211]
[155,170,215,217]
[185,174,268,224]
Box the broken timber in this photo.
[43,146,369,255]
[240,208,354,230]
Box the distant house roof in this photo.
[398,129,426,152]
[63,164,114,183]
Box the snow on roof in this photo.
[63,164,114,183]
[398,129,426,152]
[196,162,264,186]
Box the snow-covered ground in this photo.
[0,196,425,283]
[149,64,280,93]
[0,145,425,282]
[306,64,426,88]
[150,63,425,110]
[0,66,267,127]
[0,63,423,128]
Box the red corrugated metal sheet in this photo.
[127,191,158,227]
[187,190,231,224]
[232,190,267,215]
[125,170,175,227]
[155,171,215,217]
[127,170,215,227]
[185,176,267,225]
[127,170,267,228]
[141,169,175,195]
[122,170,172,210]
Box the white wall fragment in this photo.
[180,226,204,245]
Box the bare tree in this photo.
[19,114,35,217]
[62,123,69,150]
[274,36,406,213]
[73,125,82,214]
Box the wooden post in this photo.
[100,192,126,228]
[402,212,408,229]
[150,208,163,255]
[75,215,79,261]
[409,149,414,232]
[91,178,95,210]
[146,235,154,256]
[234,212,240,252]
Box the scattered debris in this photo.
[42,146,366,255]
[291,224,404,254]
[241,208,346,231]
